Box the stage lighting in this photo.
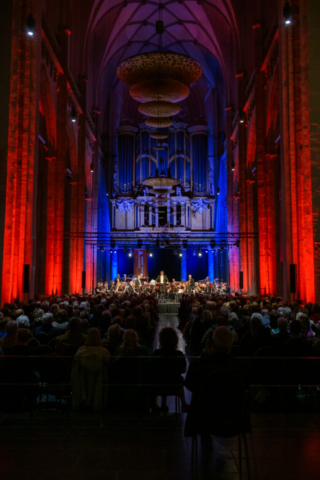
[216,186,220,195]
[219,247,224,252]
[179,249,183,257]
[26,14,35,36]
[99,246,105,252]
[197,247,202,257]
[283,2,292,24]
[239,111,246,124]
[149,250,153,257]
[71,107,77,123]
[106,188,109,196]
[231,161,235,172]
[90,162,94,173]
[183,239,188,249]
[128,249,132,257]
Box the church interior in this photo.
[1,1,320,480]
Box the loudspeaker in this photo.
[23,264,30,293]
[82,271,86,289]
[239,271,243,290]
[290,264,296,294]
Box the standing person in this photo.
[135,274,143,294]
[156,271,169,299]
[186,275,195,294]
[114,274,121,284]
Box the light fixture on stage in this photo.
[149,250,153,257]
[216,186,220,195]
[183,239,188,249]
[239,111,246,124]
[128,249,133,257]
[138,239,142,248]
[219,247,224,252]
[283,2,292,24]
[99,246,105,252]
[231,161,235,172]
[71,108,77,123]
[197,247,202,257]
[26,14,35,36]
[90,162,94,173]
[210,239,216,249]
[111,239,115,249]
[179,249,183,257]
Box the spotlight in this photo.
[231,161,235,172]
[106,188,109,196]
[149,250,153,257]
[111,239,115,249]
[26,14,35,36]
[283,2,292,24]
[197,247,202,257]
[183,239,188,249]
[99,246,105,252]
[210,239,216,249]
[128,249,132,257]
[138,239,142,248]
[90,162,94,173]
[179,249,183,257]
[71,107,77,123]
[216,186,220,195]
[239,111,246,124]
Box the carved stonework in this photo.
[116,199,135,213]
[191,199,211,214]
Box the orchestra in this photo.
[95,273,231,298]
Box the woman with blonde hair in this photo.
[71,328,110,412]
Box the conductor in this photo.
[155,271,169,299]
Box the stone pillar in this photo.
[111,251,118,281]
[167,198,170,225]
[208,250,214,283]
[155,205,159,227]
[181,249,187,281]
[173,202,177,226]
[148,202,152,226]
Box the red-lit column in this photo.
[237,73,249,293]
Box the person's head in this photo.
[277,317,288,333]
[298,313,310,334]
[202,310,213,323]
[68,317,81,333]
[42,312,54,327]
[250,313,263,335]
[211,326,234,354]
[290,320,302,336]
[33,309,44,324]
[16,328,32,345]
[159,327,179,350]
[85,327,102,347]
[17,315,30,329]
[54,309,68,324]
[125,315,136,329]
[108,323,122,341]
[188,274,192,279]
[119,329,139,356]
[5,320,18,335]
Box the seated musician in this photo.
[96,282,103,294]
[204,281,212,294]
[186,274,195,294]
[155,271,169,299]
[103,281,109,292]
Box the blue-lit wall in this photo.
[97,161,111,281]
[215,150,229,283]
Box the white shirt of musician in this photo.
[160,274,164,283]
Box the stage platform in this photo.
[158,302,180,315]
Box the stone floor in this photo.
[1,315,320,480]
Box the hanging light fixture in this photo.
[283,2,292,24]
[26,14,35,36]
[71,107,77,123]
[239,111,246,124]
[216,186,220,195]
[231,161,235,172]
[90,162,94,173]
[197,247,202,257]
